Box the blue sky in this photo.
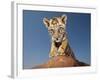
[23,10,91,69]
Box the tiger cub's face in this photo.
[43,15,67,42]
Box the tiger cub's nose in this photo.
[56,38,58,40]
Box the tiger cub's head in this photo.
[43,15,67,43]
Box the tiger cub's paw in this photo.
[57,52,65,56]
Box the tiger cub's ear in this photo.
[43,18,50,28]
[61,14,67,24]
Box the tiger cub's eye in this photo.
[49,29,54,35]
[59,27,65,33]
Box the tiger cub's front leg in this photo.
[49,42,57,57]
[57,40,67,56]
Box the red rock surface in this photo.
[33,55,89,69]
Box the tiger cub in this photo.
[43,15,75,58]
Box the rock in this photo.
[32,55,89,69]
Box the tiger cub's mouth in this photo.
[54,41,62,48]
